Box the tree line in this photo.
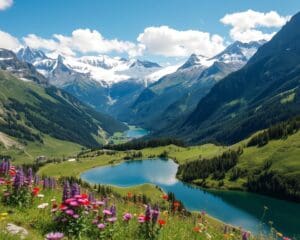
[247,115,300,147]
[177,148,242,182]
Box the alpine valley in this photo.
[0,3,300,240]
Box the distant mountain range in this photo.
[158,12,300,144]
[129,40,265,130]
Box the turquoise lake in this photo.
[80,158,300,238]
[124,127,149,139]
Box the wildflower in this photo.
[65,209,74,216]
[97,223,106,230]
[127,192,132,198]
[145,205,151,221]
[13,168,25,189]
[138,215,146,223]
[37,194,44,198]
[59,203,68,210]
[88,193,95,202]
[242,231,250,240]
[45,232,64,240]
[103,209,112,215]
[193,226,200,232]
[173,201,180,209]
[151,205,159,223]
[158,219,166,226]
[62,181,71,202]
[51,198,56,202]
[283,237,291,240]
[71,183,80,197]
[123,213,133,221]
[96,200,105,206]
[110,205,116,217]
[162,194,168,200]
[37,203,49,209]
[107,217,117,223]
[32,187,40,196]
[0,213,8,217]
[73,214,79,219]
[69,201,79,207]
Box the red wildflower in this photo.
[193,226,200,232]
[173,201,180,208]
[158,219,166,226]
[59,203,68,210]
[162,195,168,200]
[81,193,88,199]
[127,192,132,198]
[32,187,40,196]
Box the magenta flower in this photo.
[97,223,106,230]
[103,209,112,215]
[96,200,105,206]
[65,209,74,216]
[69,201,79,207]
[73,214,79,219]
[45,232,64,240]
[123,213,133,221]
[138,216,146,223]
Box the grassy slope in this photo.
[0,135,82,165]
[39,129,300,193]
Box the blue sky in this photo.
[0,0,299,63]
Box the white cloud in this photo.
[23,29,143,57]
[220,9,291,42]
[0,0,13,10]
[0,30,21,50]
[137,26,225,57]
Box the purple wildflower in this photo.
[103,209,112,215]
[62,181,71,202]
[151,205,159,223]
[123,213,133,221]
[88,192,95,203]
[13,168,25,189]
[65,209,74,216]
[242,231,250,240]
[145,205,151,221]
[110,205,116,217]
[71,183,80,197]
[97,223,106,230]
[45,232,64,240]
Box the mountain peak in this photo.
[130,59,161,68]
[17,46,48,63]
[178,54,212,70]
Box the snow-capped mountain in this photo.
[129,40,266,130]
[0,48,48,84]
[16,47,169,87]
[16,46,48,64]
[212,40,266,63]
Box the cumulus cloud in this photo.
[0,30,21,50]
[137,26,225,57]
[220,9,291,42]
[23,28,143,57]
[0,0,13,10]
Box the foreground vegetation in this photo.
[0,163,258,240]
